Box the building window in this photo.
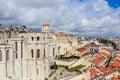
[37,36,40,41]
[6,50,10,61]
[0,50,2,61]
[15,42,18,59]
[31,36,34,41]
[43,48,46,58]
[36,49,40,58]
[31,49,34,58]
[6,40,8,43]
[21,42,23,58]
[15,42,18,51]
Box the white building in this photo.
[0,23,56,80]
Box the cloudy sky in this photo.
[0,0,120,37]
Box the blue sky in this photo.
[0,0,120,37]
[106,0,120,8]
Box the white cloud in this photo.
[0,0,120,36]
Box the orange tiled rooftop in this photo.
[76,46,87,53]
[112,76,120,80]
[42,22,50,26]
[81,52,90,57]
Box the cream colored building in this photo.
[0,23,56,80]
[51,32,78,57]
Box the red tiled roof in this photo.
[89,66,114,80]
[51,32,77,37]
[92,52,110,66]
[109,60,120,68]
[112,76,120,80]
[51,32,68,37]
[93,56,104,66]
[82,52,90,57]
[98,66,114,76]
[42,22,50,26]
[89,68,101,79]
[76,47,87,53]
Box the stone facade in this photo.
[0,23,56,80]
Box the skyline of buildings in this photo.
[0,23,120,80]
[0,0,120,80]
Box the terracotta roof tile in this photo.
[98,66,114,76]
[89,68,101,79]
[112,76,120,80]
[109,60,120,68]
[42,22,50,26]
[51,32,68,37]
[76,47,87,53]
[82,52,90,57]
[93,56,104,66]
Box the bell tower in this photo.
[41,22,50,33]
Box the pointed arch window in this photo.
[15,42,18,59]
[31,36,34,41]
[37,36,40,41]
[21,42,23,58]
[36,49,40,58]
[31,49,34,58]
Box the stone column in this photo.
[41,37,45,80]
[22,41,28,80]
[0,48,6,79]
[14,41,22,80]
